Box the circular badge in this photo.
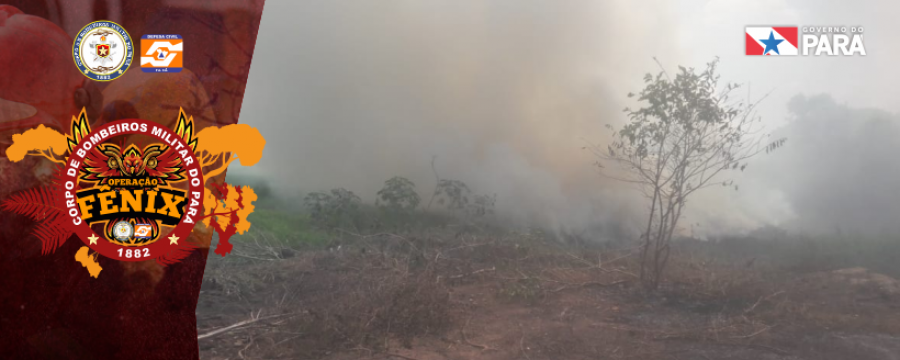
[59,118,204,262]
[72,20,134,82]
[113,221,134,242]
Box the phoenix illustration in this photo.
[67,111,198,186]
[81,143,185,184]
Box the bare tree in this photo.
[588,57,785,289]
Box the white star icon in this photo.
[88,234,99,245]
[169,234,179,245]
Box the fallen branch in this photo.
[743,291,785,314]
[730,325,773,339]
[449,267,496,279]
[197,311,299,340]
[602,251,637,266]
[549,279,629,293]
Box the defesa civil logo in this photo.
[141,34,183,73]
[745,26,866,56]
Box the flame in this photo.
[67,108,91,153]
[174,108,198,152]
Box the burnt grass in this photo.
[197,228,900,360]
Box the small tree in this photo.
[376,176,421,231]
[589,57,785,289]
[376,176,421,212]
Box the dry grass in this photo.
[197,229,900,360]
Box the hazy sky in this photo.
[675,0,898,120]
[232,0,899,237]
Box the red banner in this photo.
[0,1,266,358]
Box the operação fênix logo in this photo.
[2,108,267,278]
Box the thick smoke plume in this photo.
[233,1,900,239]
[234,1,687,238]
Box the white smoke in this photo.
[231,0,900,239]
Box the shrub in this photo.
[376,176,421,212]
[432,179,471,212]
[303,188,362,230]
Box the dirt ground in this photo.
[196,230,900,360]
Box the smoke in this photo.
[232,0,685,237]
[737,94,900,236]
[232,0,900,239]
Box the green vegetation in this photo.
[303,188,364,231]
[376,176,421,212]
[223,172,497,256]
[244,208,330,247]
[588,57,785,289]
